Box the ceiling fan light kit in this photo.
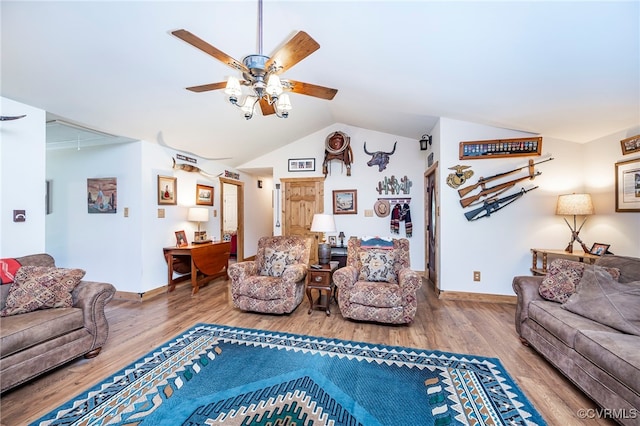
[172,0,337,120]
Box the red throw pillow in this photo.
[0,258,22,284]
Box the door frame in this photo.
[424,161,439,294]
[219,177,244,261]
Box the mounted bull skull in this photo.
[364,141,397,172]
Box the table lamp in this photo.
[338,231,346,247]
[310,213,336,264]
[188,207,210,243]
[555,193,594,253]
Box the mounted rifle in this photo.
[465,186,538,221]
[460,171,540,208]
[458,157,554,198]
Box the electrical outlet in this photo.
[473,271,481,281]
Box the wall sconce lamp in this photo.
[555,193,594,253]
[419,134,432,151]
[310,213,336,264]
[188,207,210,244]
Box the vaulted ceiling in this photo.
[2,1,638,167]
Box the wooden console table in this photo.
[530,248,599,276]
[163,241,231,295]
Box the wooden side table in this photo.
[530,248,599,275]
[306,261,339,316]
[163,241,231,295]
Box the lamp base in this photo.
[317,243,331,265]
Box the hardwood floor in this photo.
[0,277,615,425]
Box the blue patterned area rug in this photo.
[32,323,546,426]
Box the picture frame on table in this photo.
[175,230,188,247]
[288,158,316,172]
[615,158,640,212]
[589,243,610,256]
[328,236,337,246]
[196,184,214,206]
[158,175,177,205]
[333,189,358,214]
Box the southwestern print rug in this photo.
[33,323,546,426]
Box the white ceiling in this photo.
[2,1,638,168]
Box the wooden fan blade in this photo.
[259,98,276,116]
[265,31,320,74]
[172,29,248,73]
[284,80,338,100]
[186,82,227,93]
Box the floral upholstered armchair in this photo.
[228,236,312,314]
[333,237,422,324]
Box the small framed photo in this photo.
[333,189,358,214]
[620,135,640,155]
[615,158,640,212]
[288,158,316,172]
[158,175,177,205]
[590,243,610,256]
[196,184,214,206]
[175,230,188,247]
[328,236,337,246]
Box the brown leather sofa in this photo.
[513,255,640,425]
[0,253,116,393]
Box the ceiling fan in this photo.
[171,0,337,119]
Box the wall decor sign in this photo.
[333,189,358,215]
[288,158,316,172]
[87,177,117,214]
[158,175,177,205]
[196,184,214,206]
[615,158,640,212]
[620,135,640,155]
[224,170,240,180]
[459,136,542,160]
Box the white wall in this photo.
[0,98,46,257]
[45,139,272,293]
[241,123,429,269]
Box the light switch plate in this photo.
[364,209,373,217]
[158,208,165,218]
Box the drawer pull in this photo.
[314,276,323,282]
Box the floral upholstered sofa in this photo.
[333,237,422,324]
[228,236,311,314]
[0,253,116,393]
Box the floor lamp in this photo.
[555,193,594,253]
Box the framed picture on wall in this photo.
[333,189,358,214]
[620,135,640,155]
[87,177,117,214]
[196,184,214,206]
[615,158,640,212]
[158,175,177,205]
[288,158,316,172]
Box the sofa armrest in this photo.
[333,266,358,290]
[512,275,545,336]
[72,280,116,350]
[282,263,308,283]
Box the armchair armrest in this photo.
[333,266,358,290]
[282,263,308,283]
[228,261,257,283]
[72,280,116,350]
[398,268,422,294]
[512,275,545,336]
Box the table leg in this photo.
[191,257,199,295]
[167,254,176,292]
[306,287,314,314]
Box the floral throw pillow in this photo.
[539,259,620,303]
[0,266,86,317]
[358,250,397,283]
[259,248,297,277]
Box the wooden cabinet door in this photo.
[282,177,324,264]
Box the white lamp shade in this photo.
[188,207,209,222]
[310,214,336,233]
[276,93,292,111]
[224,76,242,97]
[266,74,283,97]
[556,193,594,216]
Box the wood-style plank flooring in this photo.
[0,277,616,425]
